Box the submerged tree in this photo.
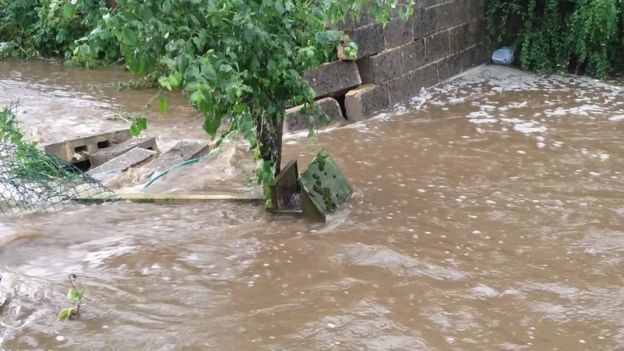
[72,0,413,203]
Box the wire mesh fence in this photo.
[1,104,113,216]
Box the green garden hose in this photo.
[143,157,201,189]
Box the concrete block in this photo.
[90,137,157,167]
[459,46,476,70]
[140,141,210,180]
[425,30,450,62]
[285,97,345,133]
[299,150,353,222]
[400,39,426,73]
[467,0,485,21]
[437,53,461,81]
[469,19,486,44]
[435,0,468,31]
[414,7,435,38]
[357,48,402,84]
[432,2,457,31]
[416,1,465,38]
[384,16,414,49]
[450,23,470,52]
[455,0,471,23]
[427,1,463,31]
[388,63,438,104]
[475,42,489,64]
[460,43,488,70]
[421,0,451,7]
[306,61,362,98]
[88,148,156,182]
[345,84,390,121]
[348,23,384,59]
[43,129,130,163]
[390,0,420,17]
[341,11,376,31]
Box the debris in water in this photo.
[491,47,515,65]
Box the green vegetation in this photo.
[0,103,24,144]
[0,0,112,59]
[58,274,85,320]
[486,0,624,77]
[1,104,113,215]
[0,104,71,181]
[0,0,413,204]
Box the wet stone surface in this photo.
[1,63,624,350]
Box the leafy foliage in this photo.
[75,0,410,203]
[129,116,147,137]
[67,287,85,302]
[0,0,113,60]
[58,306,77,320]
[0,104,71,181]
[1,104,113,216]
[0,104,24,144]
[58,274,85,320]
[486,0,623,77]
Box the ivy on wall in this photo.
[486,0,623,77]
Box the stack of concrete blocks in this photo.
[287,0,487,131]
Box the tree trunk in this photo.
[257,114,284,176]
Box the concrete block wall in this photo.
[351,0,487,112]
[288,0,488,132]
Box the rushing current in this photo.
[1,60,623,350]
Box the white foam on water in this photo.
[513,122,547,134]
[467,110,498,124]
[609,115,624,121]
[544,104,605,117]
[471,284,500,299]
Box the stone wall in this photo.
[286,0,488,132]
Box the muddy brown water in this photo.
[1,61,624,350]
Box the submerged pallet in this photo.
[88,147,157,182]
[90,137,157,167]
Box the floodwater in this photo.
[0,60,206,150]
[1,61,624,350]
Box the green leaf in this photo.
[58,307,76,320]
[203,113,222,138]
[344,41,358,60]
[129,116,147,137]
[218,64,233,73]
[121,27,138,46]
[62,3,76,19]
[67,288,85,302]
[159,95,168,114]
[169,71,182,88]
[274,0,285,14]
[158,76,172,91]
[159,57,176,69]
[315,30,342,45]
